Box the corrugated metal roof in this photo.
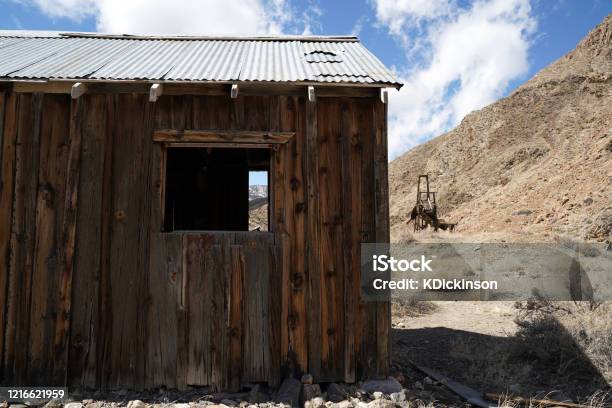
[0,31,401,87]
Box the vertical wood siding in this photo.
[0,92,390,389]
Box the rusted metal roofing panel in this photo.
[0,31,402,87]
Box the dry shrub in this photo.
[513,300,612,404]
[391,295,438,318]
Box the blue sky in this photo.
[1,0,610,187]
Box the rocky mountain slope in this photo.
[389,15,612,243]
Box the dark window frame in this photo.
[159,142,273,233]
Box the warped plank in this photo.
[153,129,294,144]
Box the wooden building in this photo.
[0,31,401,390]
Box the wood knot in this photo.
[114,210,126,221]
[290,177,300,191]
[39,183,55,206]
[291,273,304,288]
[288,314,298,329]
[326,328,335,336]
[295,202,306,213]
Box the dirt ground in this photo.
[390,299,612,405]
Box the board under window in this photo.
[163,147,270,232]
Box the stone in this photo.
[325,384,347,403]
[423,377,433,385]
[389,392,405,403]
[366,400,394,408]
[302,384,322,402]
[372,392,383,400]
[413,381,424,390]
[248,386,269,404]
[127,401,146,408]
[301,374,314,385]
[220,401,237,407]
[334,401,352,408]
[65,403,83,408]
[274,378,302,408]
[43,400,62,408]
[82,400,94,406]
[173,404,191,408]
[360,378,402,395]
[310,397,325,408]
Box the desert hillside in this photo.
[389,15,612,243]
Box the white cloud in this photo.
[374,0,536,158]
[19,0,307,35]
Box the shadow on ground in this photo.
[391,321,610,401]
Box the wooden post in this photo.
[307,86,315,102]
[71,83,87,99]
[380,89,388,104]
[149,84,163,102]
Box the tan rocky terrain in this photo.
[389,15,612,243]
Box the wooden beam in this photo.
[71,83,87,99]
[307,85,316,102]
[380,88,388,104]
[149,83,163,102]
[163,142,274,149]
[230,84,239,99]
[5,80,381,98]
[154,129,294,144]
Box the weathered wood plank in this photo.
[316,98,345,381]
[96,94,116,389]
[211,234,231,390]
[28,95,71,384]
[358,99,378,380]
[184,234,213,386]
[277,96,308,376]
[228,244,244,391]
[267,243,282,387]
[305,93,322,380]
[69,94,109,388]
[8,94,43,383]
[0,92,17,381]
[345,103,368,380]
[107,94,152,389]
[153,129,294,144]
[147,232,182,389]
[239,234,271,383]
[340,99,355,383]
[373,98,390,377]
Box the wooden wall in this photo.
[0,89,390,390]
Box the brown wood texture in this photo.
[0,92,389,389]
[154,129,294,144]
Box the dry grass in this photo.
[512,300,612,405]
[391,296,439,319]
